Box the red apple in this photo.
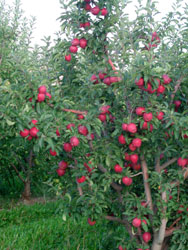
[98,114,106,122]
[69,46,78,53]
[124,153,130,161]
[130,154,138,164]
[65,54,71,61]
[143,112,153,122]
[56,168,66,176]
[63,143,72,152]
[142,219,147,225]
[38,85,47,94]
[129,143,137,152]
[142,232,151,243]
[132,164,141,171]
[79,38,87,49]
[29,127,39,137]
[114,164,123,173]
[90,133,95,140]
[91,6,100,15]
[70,136,80,147]
[20,129,30,137]
[56,129,60,137]
[66,123,75,130]
[174,100,181,108]
[77,176,86,183]
[59,161,68,170]
[118,134,126,144]
[103,77,111,85]
[132,217,141,227]
[98,72,106,80]
[31,119,38,125]
[100,105,110,114]
[27,135,33,141]
[37,93,45,102]
[78,125,88,136]
[156,111,164,120]
[157,85,165,94]
[135,77,144,87]
[84,3,91,11]
[136,107,145,116]
[71,38,80,46]
[101,8,108,16]
[46,92,52,99]
[163,74,172,84]
[122,176,132,186]
[132,138,142,148]
[77,114,84,120]
[127,123,137,133]
[177,157,187,168]
[90,74,99,84]
[88,218,96,226]
[50,149,57,156]
[84,22,90,27]
[122,123,128,131]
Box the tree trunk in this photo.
[22,180,31,200]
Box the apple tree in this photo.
[46,0,188,249]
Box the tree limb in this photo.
[10,164,25,183]
[170,76,184,104]
[160,158,177,171]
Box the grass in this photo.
[0,199,127,250]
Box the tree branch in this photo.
[170,76,184,104]
[171,167,188,187]
[160,158,177,171]
[10,164,25,183]
[165,226,181,237]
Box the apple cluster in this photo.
[37,85,52,102]
[83,0,108,17]
[135,74,172,95]
[90,72,121,86]
[56,160,68,176]
[20,119,39,141]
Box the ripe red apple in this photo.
[129,143,137,152]
[80,23,85,28]
[77,114,84,120]
[27,135,33,141]
[69,45,78,53]
[98,114,106,122]
[90,133,95,140]
[37,93,45,102]
[66,123,75,130]
[28,97,32,102]
[65,54,71,61]
[132,164,141,171]
[122,123,128,131]
[157,84,165,94]
[118,134,126,144]
[142,232,151,243]
[103,77,111,85]
[20,129,30,137]
[142,219,147,225]
[71,38,80,46]
[127,123,137,133]
[70,136,80,147]
[118,246,126,250]
[132,138,142,148]
[31,119,38,125]
[91,6,100,15]
[84,3,91,11]
[46,92,52,99]
[98,72,106,80]
[101,8,108,16]
[135,77,144,87]
[122,176,132,186]
[163,74,172,84]
[77,176,86,183]
[56,168,66,176]
[79,38,87,49]
[130,154,138,164]
[90,74,99,84]
[59,161,68,170]
[50,149,57,156]
[141,201,147,207]
[177,157,187,168]
[143,112,153,122]
[56,129,60,137]
[174,100,181,108]
[78,125,88,136]
[114,164,123,173]
[124,153,130,161]
[29,127,39,137]
[136,107,145,116]
[38,85,47,94]
[84,22,90,27]
[132,217,141,227]
[100,105,110,114]
[88,218,96,226]
[156,111,164,120]
[63,143,72,152]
